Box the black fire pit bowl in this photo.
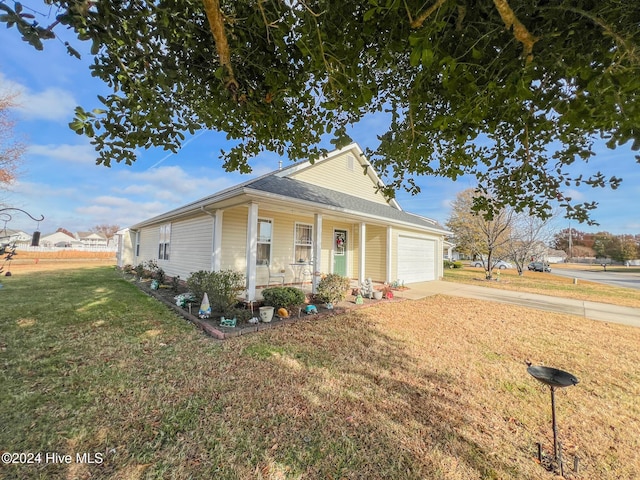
[527,365,579,388]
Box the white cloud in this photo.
[18,88,77,121]
[115,165,238,200]
[27,144,96,164]
[10,179,78,199]
[0,73,77,121]
[562,188,586,202]
[76,197,167,228]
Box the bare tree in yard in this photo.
[0,92,24,192]
[446,189,513,280]
[90,224,120,240]
[504,213,555,275]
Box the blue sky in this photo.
[1,22,639,237]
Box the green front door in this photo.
[333,230,347,276]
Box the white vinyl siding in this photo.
[137,227,159,263]
[167,216,214,279]
[219,207,248,272]
[288,152,389,205]
[397,235,436,283]
[365,225,387,282]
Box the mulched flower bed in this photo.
[126,274,404,340]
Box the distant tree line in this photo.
[552,229,639,262]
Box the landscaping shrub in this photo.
[261,286,306,311]
[316,273,350,304]
[186,270,246,312]
[444,260,463,269]
[133,260,163,279]
[170,275,181,293]
[154,267,166,284]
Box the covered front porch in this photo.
[237,202,393,301]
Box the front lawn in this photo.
[1,267,638,479]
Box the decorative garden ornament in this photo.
[198,292,211,318]
[220,316,236,327]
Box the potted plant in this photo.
[316,273,350,308]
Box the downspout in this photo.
[201,206,216,272]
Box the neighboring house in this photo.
[546,249,567,264]
[118,143,450,301]
[0,229,31,245]
[443,240,459,261]
[76,231,109,248]
[39,231,83,248]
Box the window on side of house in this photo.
[158,223,171,260]
[294,223,313,263]
[257,218,272,265]
[135,231,140,257]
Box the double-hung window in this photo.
[294,223,313,263]
[158,223,171,260]
[257,218,272,265]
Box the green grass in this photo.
[1,267,639,479]
[443,266,640,308]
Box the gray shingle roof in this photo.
[130,153,448,235]
[246,175,446,231]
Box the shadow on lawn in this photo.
[212,312,518,479]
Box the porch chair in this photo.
[266,260,285,286]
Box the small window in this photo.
[158,223,171,260]
[257,218,272,265]
[294,223,313,263]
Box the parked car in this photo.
[472,260,514,269]
[528,262,551,272]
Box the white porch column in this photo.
[245,203,259,301]
[313,213,323,293]
[359,222,366,284]
[212,210,223,272]
[386,226,393,283]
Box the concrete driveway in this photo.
[394,280,640,328]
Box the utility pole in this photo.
[568,223,573,260]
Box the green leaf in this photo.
[421,48,434,67]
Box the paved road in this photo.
[551,268,640,290]
[396,280,640,328]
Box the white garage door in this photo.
[397,236,436,283]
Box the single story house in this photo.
[0,229,32,245]
[76,231,109,248]
[39,231,83,248]
[117,144,450,301]
[546,249,568,264]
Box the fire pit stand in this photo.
[527,365,579,475]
